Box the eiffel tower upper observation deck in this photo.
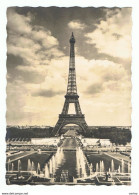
[52,33,88,135]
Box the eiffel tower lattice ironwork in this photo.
[52,33,88,135]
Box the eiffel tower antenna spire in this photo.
[53,33,88,135]
[67,32,77,95]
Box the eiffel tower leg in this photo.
[62,100,69,115]
[75,101,82,115]
[52,118,66,136]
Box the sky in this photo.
[6,7,132,126]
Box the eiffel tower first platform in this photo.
[52,33,88,135]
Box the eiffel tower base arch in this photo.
[52,114,88,136]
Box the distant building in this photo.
[31,138,60,146]
[81,138,112,147]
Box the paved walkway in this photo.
[7,151,36,163]
[104,152,131,165]
[61,138,78,150]
[109,152,131,162]
[64,130,77,137]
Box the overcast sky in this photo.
[6,7,132,126]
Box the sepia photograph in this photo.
[5,6,132,185]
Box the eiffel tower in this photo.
[52,33,88,135]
